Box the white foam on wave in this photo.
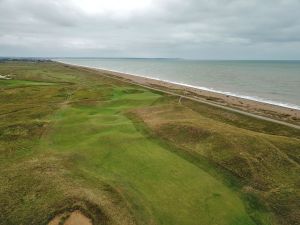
[54,60,300,111]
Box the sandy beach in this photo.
[61,63,300,126]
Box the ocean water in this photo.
[56,58,300,110]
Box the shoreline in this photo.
[54,60,300,111]
[55,60,300,125]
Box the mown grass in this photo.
[0,61,299,225]
[40,87,256,225]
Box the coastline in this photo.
[55,61,300,126]
[55,60,300,110]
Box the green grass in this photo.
[40,87,255,225]
[0,79,57,87]
[0,61,299,225]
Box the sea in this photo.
[55,58,300,110]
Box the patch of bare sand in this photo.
[48,211,92,225]
[48,214,63,225]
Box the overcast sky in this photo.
[0,0,300,59]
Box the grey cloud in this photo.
[0,0,299,59]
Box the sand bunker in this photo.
[0,74,11,79]
[48,210,92,225]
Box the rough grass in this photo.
[130,103,300,225]
[0,61,299,225]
